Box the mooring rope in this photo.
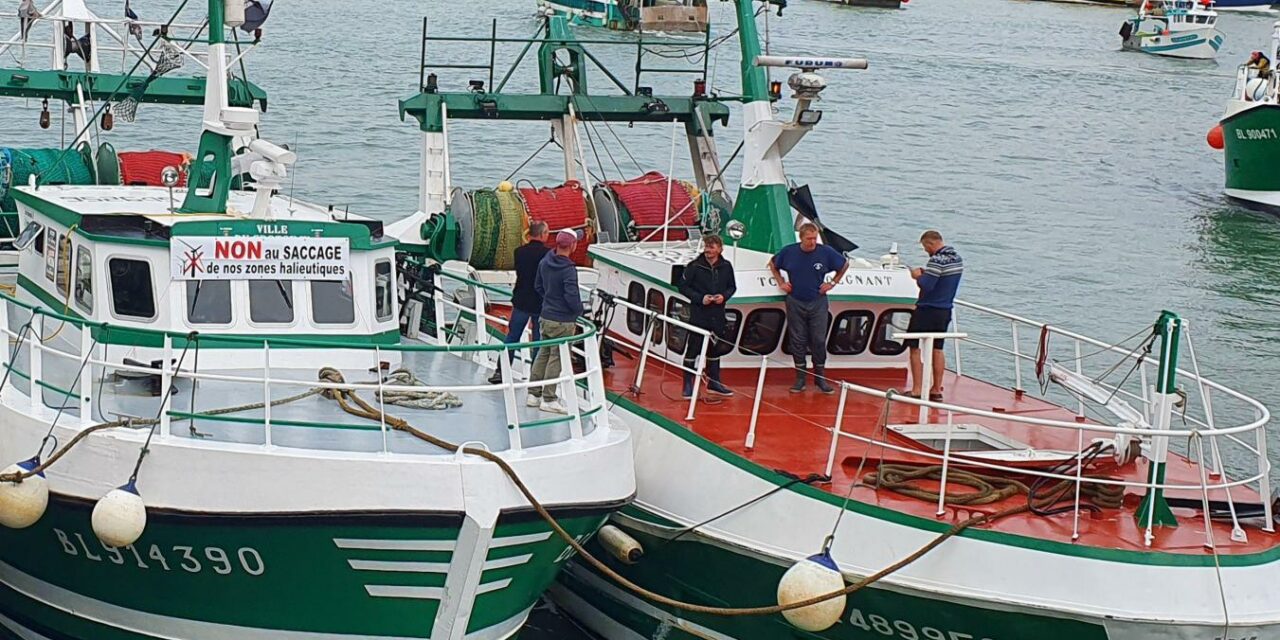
[2,364,1126,618]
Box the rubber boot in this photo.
[790,368,807,393]
[706,360,734,397]
[682,371,695,399]
[814,366,835,395]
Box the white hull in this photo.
[1123,27,1225,59]
[1226,187,1280,211]
[570,401,1280,638]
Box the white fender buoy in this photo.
[1247,78,1268,101]
[0,459,49,529]
[597,524,644,564]
[777,551,846,632]
[91,482,147,548]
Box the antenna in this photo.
[287,132,298,214]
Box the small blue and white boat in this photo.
[1213,0,1276,14]
[1120,0,1225,59]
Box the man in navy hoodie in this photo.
[528,230,584,414]
[907,230,963,400]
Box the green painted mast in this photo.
[726,0,796,255]
[181,0,241,214]
[1135,310,1182,533]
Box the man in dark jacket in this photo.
[678,234,736,399]
[489,221,550,384]
[528,230,585,414]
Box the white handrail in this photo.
[0,293,609,455]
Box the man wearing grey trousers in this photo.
[767,223,849,394]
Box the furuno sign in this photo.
[171,237,350,281]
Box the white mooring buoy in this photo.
[777,551,846,632]
[92,482,147,548]
[0,459,49,529]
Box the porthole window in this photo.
[738,308,785,356]
[108,258,156,320]
[73,246,92,313]
[666,297,691,354]
[710,309,742,359]
[374,260,394,322]
[626,282,645,335]
[312,279,356,325]
[249,280,295,324]
[827,310,875,356]
[871,309,915,356]
[186,280,232,325]
[646,289,665,344]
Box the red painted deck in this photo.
[599,343,1280,557]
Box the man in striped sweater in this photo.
[907,230,963,401]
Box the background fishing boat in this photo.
[1120,0,1225,58]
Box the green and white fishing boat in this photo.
[537,0,709,33]
[393,3,1280,639]
[1216,22,1280,211]
[0,1,634,638]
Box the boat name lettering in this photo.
[781,58,850,68]
[1234,128,1278,141]
[755,273,893,288]
[172,236,350,281]
[53,528,267,576]
[848,608,994,640]
[256,224,290,235]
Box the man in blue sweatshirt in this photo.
[528,230,585,414]
[907,230,963,401]
[768,223,849,394]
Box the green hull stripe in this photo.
[0,494,610,638]
[609,393,1280,567]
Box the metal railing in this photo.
[594,293,712,421]
[610,293,1274,546]
[815,301,1275,547]
[0,279,608,456]
[417,17,714,97]
[0,4,217,75]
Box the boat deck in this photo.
[600,344,1280,556]
[20,342,585,454]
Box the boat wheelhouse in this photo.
[392,5,1280,639]
[0,2,634,638]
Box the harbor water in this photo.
[2,0,1279,637]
